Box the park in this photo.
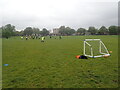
[2,34,118,88]
[0,0,119,88]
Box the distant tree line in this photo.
[58,25,119,35]
[23,27,49,36]
[0,24,50,38]
[0,24,16,38]
[0,24,119,38]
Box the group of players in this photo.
[20,35,62,42]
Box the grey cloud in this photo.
[0,0,118,30]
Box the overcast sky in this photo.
[0,0,119,31]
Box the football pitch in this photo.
[2,35,118,88]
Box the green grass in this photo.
[2,35,118,88]
[0,38,2,89]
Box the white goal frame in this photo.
[83,39,110,58]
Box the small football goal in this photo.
[83,39,110,58]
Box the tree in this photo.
[59,26,75,35]
[108,26,118,35]
[88,27,97,35]
[2,24,16,38]
[118,26,120,35]
[59,26,66,35]
[70,29,76,35]
[19,30,24,36]
[65,27,75,35]
[24,27,33,35]
[0,27,2,38]
[65,27,71,35]
[15,31,20,36]
[32,28,40,34]
[98,26,108,35]
[40,28,49,36]
[77,28,86,35]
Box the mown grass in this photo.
[2,35,118,88]
[0,38,2,89]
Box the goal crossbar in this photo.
[84,39,101,41]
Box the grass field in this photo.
[2,35,118,88]
[0,38,2,89]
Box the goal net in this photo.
[83,39,110,58]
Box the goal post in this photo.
[83,39,110,58]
